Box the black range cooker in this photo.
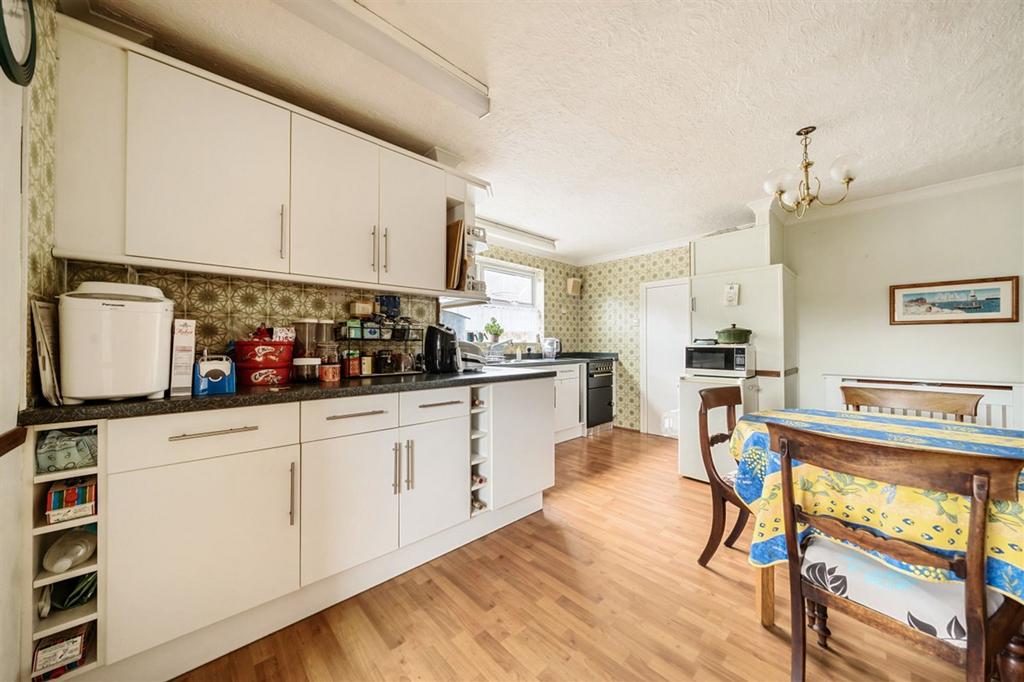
[586,359,615,428]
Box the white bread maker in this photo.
[59,282,174,403]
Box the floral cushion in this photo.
[801,537,1004,648]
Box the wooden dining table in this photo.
[728,408,1024,627]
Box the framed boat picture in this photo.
[890,276,1019,325]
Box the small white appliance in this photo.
[684,343,755,378]
[458,341,487,372]
[59,282,174,403]
[677,374,759,481]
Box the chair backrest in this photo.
[768,422,1023,672]
[697,386,742,491]
[840,386,983,422]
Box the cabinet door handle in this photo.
[392,442,401,495]
[383,227,390,273]
[288,461,296,526]
[590,372,614,377]
[168,425,258,442]
[418,400,463,409]
[326,409,387,421]
[405,439,414,490]
[371,225,377,272]
[279,204,287,260]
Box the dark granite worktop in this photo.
[18,367,556,426]
[492,353,619,369]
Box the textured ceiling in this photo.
[88,0,1024,262]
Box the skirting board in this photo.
[78,492,544,682]
[555,424,584,443]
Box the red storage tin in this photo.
[237,366,291,387]
[234,340,294,368]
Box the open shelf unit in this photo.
[469,386,492,517]
[23,420,106,680]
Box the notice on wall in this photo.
[723,283,740,307]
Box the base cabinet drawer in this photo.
[300,393,399,442]
[107,403,299,473]
[399,387,470,426]
[106,445,300,663]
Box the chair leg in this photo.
[791,589,807,682]
[698,492,726,567]
[805,598,817,631]
[724,507,750,548]
[999,634,1024,682]
[811,602,831,649]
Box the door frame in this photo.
[639,277,690,435]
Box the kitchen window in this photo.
[455,260,544,343]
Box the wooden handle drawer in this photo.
[108,403,299,473]
[300,393,399,442]
[399,387,470,426]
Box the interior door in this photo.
[399,416,470,546]
[300,429,400,585]
[290,115,380,283]
[378,149,446,291]
[642,280,691,436]
[125,54,291,272]
[106,445,300,663]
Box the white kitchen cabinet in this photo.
[106,445,299,663]
[554,378,580,433]
[379,149,446,291]
[491,378,555,508]
[290,115,381,283]
[125,54,292,272]
[399,416,470,546]
[300,429,400,586]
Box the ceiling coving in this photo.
[84,0,1024,262]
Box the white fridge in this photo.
[677,374,759,481]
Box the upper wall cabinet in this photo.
[125,55,292,273]
[379,150,446,291]
[54,19,479,294]
[290,115,380,283]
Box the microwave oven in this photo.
[684,344,755,378]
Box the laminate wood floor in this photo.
[179,429,961,681]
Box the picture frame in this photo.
[890,276,1019,325]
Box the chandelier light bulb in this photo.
[781,189,800,207]
[829,153,863,183]
[763,168,795,196]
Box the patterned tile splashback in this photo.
[63,261,440,354]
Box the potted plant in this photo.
[483,317,504,343]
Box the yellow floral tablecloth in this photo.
[729,409,1024,600]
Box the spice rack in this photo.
[469,385,492,517]
[22,421,106,681]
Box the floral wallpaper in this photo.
[577,246,690,430]
[25,0,58,402]
[483,245,582,351]
[488,244,690,431]
[63,261,439,354]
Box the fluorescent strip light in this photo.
[272,0,490,118]
[477,217,558,253]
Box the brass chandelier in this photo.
[763,126,861,218]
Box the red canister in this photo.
[235,340,294,386]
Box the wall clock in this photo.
[0,0,36,86]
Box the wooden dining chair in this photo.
[768,422,1024,682]
[840,386,984,422]
[696,386,750,567]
